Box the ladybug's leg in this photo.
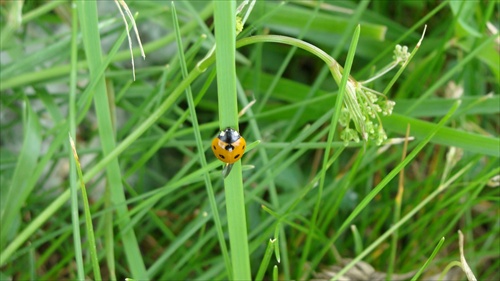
[222,163,234,178]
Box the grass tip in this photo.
[241,164,255,171]
[239,99,257,117]
[68,133,79,162]
[487,175,499,187]
[458,230,478,281]
[417,25,427,48]
[247,139,261,151]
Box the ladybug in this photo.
[211,127,246,164]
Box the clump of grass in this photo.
[1,1,498,281]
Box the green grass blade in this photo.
[383,113,500,157]
[214,1,252,279]
[351,225,364,256]
[298,24,361,279]
[1,98,41,250]
[171,2,232,278]
[411,237,445,281]
[22,0,66,23]
[76,1,147,278]
[104,184,116,281]
[69,136,101,280]
[273,225,281,264]
[68,2,85,280]
[0,183,69,266]
[0,1,23,48]
[255,238,276,281]
[386,125,410,281]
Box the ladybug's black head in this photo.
[218,127,241,144]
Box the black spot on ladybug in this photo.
[234,154,240,159]
[242,145,245,150]
[219,154,225,159]
[213,145,217,150]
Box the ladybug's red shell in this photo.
[211,128,246,164]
